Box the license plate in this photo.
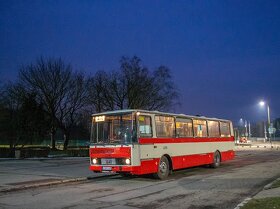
[101,158,116,165]
[102,166,112,171]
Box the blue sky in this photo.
[1,0,280,123]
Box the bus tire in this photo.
[154,156,170,180]
[211,151,221,168]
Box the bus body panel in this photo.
[89,137,234,175]
[89,109,235,177]
[138,138,234,160]
[89,148,234,175]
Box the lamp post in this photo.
[239,118,250,140]
[248,121,251,138]
[259,100,271,142]
[244,120,248,138]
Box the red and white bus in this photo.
[89,109,235,179]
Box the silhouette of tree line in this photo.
[0,56,179,150]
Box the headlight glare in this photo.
[125,158,131,165]
[92,158,97,164]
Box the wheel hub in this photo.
[160,161,167,174]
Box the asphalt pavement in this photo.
[234,177,280,209]
[0,145,279,209]
[0,157,111,193]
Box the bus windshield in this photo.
[90,113,136,144]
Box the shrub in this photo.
[0,148,15,158]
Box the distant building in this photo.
[250,119,280,138]
[250,121,265,138]
[273,118,280,137]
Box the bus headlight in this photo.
[92,158,97,164]
[125,158,131,165]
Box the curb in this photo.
[0,157,89,161]
[0,174,117,194]
[234,197,252,209]
[234,176,280,209]
[263,177,280,190]
[236,145,280,150]
[0,177,87,194]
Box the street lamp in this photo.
[239,118,244,126]
[259,100,271,142]
[239,118,250,139]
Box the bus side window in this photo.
[208,120,220,137]
[220,122,230,137]
[138,115,152,137]
[155,116,175,137]
[176,118,193,137]
[193,119,207,137]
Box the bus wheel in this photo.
[211,151,221,168]
[154,156,169,180]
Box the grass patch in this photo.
[271,179,280,189]
[241,197,280,209]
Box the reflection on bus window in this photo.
[208,121,220,137]
[176,118,193,137]
[193,119,207,137]
[155,116,175,137]
[91,113,136,144]
[220,122,231,137]
[138,115,152,137]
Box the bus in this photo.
[89,109,235,179]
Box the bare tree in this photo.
[1,55,178,152]
[107,56,179,111]
[19,57,92,150]
[57,72,89,150]
[88,71,115,113]
[149,66,179,111]
[87,56,179,112]
[19,57,72,149]
[109,70,127,110]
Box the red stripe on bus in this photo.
[171,150,234,170]
[220,150,235,161]
[138,137,234,144]
[90,147,131,158]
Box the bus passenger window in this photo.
[138,115,152,137]
[155,116,175,138]
[176,118,193,137]
[220,122,231,137]
[193,119,207,137]
[208,121,220,137]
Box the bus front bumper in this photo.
[89,159,159,175]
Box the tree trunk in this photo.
[9,138,13,150]
[9,137,15,158]
[63,132,70,150]
[50,127,56,150]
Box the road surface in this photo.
[0,149,280,209]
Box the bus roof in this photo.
[91,109,231,123]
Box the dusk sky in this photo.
[0,0,280,124]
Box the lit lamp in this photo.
[239,118,250,139]
[259,100,271,142]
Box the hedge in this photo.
[0,147,89,158]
